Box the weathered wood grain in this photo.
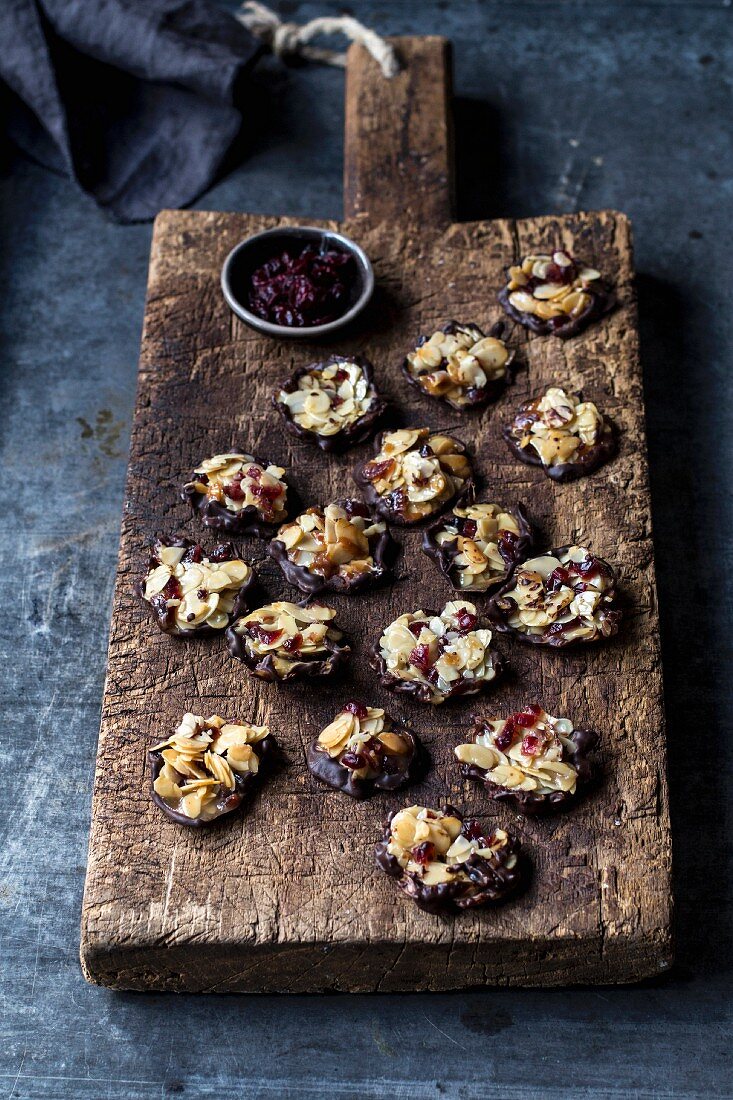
[344,37,454,225]
[80,39,672,991]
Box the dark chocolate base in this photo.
[497,284,615,339]
[374,809,526,914]
[401,320,516,412]
[268,501,398,596]
[369,633,504,706]
[460,724,598,815]
[306,724,425,800]
[421,502,533,593]
[137,537,258,637]
[274,355,388,454]
[226,622,351,682]
[149,734,277,828]
[353,430,475,527]
[486,545,622,648]
[502,417,617,483]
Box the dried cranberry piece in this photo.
[341,751,366,771]
[548,566,571,590]
[408,620,427,637]
[574,555,610,580]
[249,480,282,520]
[494,719,517,752]
[525,703,543,716]
[521,732,542,756]
[344,499,370,519]
[283,633,303,653]
[363,457,395,483]
[161,576,181,601]
[408,644,433,674]
[181,544,203,565]
[513,711,536,729]
[461,518,478,539]
[245,465,262,481]
[223,478,246,502]
[361,737,388,772]
[208,544,233,563]
[248,624,284,645]
[547,617,580,636]
[497,529,518,566]
[461,820,485,843]
[343,701,369,718]
[455,610,478,633]
[411,841,436,866]
[545,259,576,285]
[333,368,348,382]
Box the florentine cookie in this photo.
[375,805,525,914]
[455,705,597,814]
[149,712,276,826]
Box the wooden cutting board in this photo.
[80,37,672,991]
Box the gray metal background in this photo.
[1,2,731,1097]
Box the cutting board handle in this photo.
[343,36,454,227]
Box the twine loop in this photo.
[237,2,399,77]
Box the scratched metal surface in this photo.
[1,1,731,1097]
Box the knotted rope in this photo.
[237,2,399,77]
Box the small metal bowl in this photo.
[221,225,374,339]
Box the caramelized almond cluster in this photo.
[183,453,288,531]
[373,600,501,704]
[276,356,384,450]
[308,703,420,798]
[499,250,609,336]
[227,601,349,681]
[270,500,392,594]
[457,704,594,809]
[423,502,531,592]
[150,712,272,825]
[403,321,512,409]
[375,805,523,913]
[488,546,621,646]
[504,387,615,479]
[354,428,473,525]
[141,540,253,635]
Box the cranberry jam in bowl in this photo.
[221,226,374,339]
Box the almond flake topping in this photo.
[508,387,605,467]
[278,359,375,436]
[455,707,578,795]
[276,502,386,580]
[387,805,516,886]
[405,323,510,406]
[151,712,269,821]
[360,428,472,522]
[505,250,602,322]
[378,600,499,703]
[493,546,618,642]
[186,453,287,522]
[433,503,523,591]
[317,705,410,780]
[143,543,252,631]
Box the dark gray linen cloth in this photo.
[0,0,262,221]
